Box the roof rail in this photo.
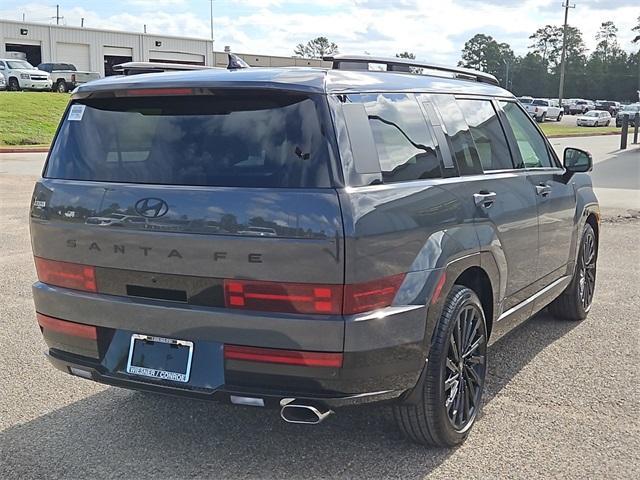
[324,54,500,86]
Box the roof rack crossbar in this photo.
[324,54,500,86]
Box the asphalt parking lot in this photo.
[1,138,639,478]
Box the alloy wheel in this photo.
[578,229,596,311]
[443,304,486,432]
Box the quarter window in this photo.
[457,99,514,171]
[500,101,553,168]
[348,93,443,182]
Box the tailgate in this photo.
[31,179,343,284]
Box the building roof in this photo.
[74,67,514,97]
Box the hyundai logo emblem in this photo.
[134,198,169,218]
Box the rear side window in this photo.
[431,94,483,176]
[46,93,334,188]
[457,99,514,171]
[347,93,442,182]
[499,101,553,168]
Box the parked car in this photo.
[569,100,594,115]
[37,62,101,93]
[517,96,534,105]
[0,71,6,91]
[576,110,612,127]
[29,54,599,447]
[616,103,640,127]
[0,58,52,91]
[525,98,563,122]
[563,99,580,114]
[594,101,620,116]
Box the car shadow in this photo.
[0,311,579,479]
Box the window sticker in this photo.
[68,104,86,121]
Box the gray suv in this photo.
[29,54,599,447]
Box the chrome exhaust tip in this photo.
[280,399,333,425]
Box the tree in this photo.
[396,51,415,59]
[595,21,619,63]
[294,37,338,59]
[529,25,563,66]
[459,34,514,87]
[632,16,640,43]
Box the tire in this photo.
[557,112,563,122]
[8,77,20,91]
[537,113,546,123]
[393,285,488,446]
[56,80,68,93]
[605,120,610,126]
[549,223,597,321]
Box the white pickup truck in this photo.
[37,63,100,93]
[525,98,563,123]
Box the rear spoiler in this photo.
[114,53,251,76]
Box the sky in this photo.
[1,0,638,65]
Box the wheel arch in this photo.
[452,266,494,339]
[424,254,496,352]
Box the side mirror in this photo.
[564,147,592,173]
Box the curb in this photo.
[546,131,623,139]
[0,147,50,153]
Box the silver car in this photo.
[576,110,612,127]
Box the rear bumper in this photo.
[33,282,427,406]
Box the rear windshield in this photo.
[532,100,548,106]
[45,92,334,188]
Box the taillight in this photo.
[224,274,405,315]
[224,279,342,315]
[127,88,194,96]
[343,274,405,314]
[224,345,343,368]
[34,257,97,292]
[70,73,76,83]
[36,313,97,340]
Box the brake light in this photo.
[343,273,405,314]
[34,257,97,292]
[224,279,342,315]
[36,313,97,340]
[224,345,343,368]
[71,73,76,83]
[127,88,194,96]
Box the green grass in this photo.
[0,91,69,146]
[539,122,620,137]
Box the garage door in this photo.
[56,43,90,71]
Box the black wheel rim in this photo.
[578,230,596,311]
[444,304,486,432]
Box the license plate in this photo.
[126,334,193,383]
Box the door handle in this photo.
[473,191,497,208]
[536,184,552,197]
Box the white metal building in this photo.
[0,19,330,76]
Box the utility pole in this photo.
[210,0,214,42]
[55,4,62,25]
[558,1,575,107]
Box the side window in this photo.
[348,93,443,182]
[499,101,553,168]
[430,94,483,175]
[457,99,514,171]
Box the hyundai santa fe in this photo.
[29,54,599,447]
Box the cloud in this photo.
[0,0,637,65]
